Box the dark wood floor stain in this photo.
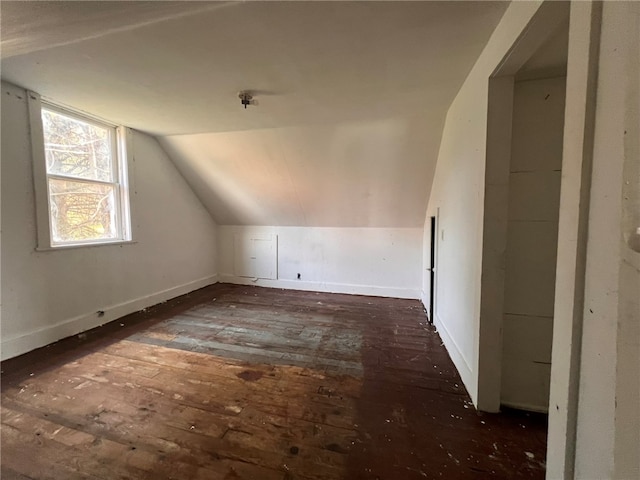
[1,283,547,479]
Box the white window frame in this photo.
[28,91,134,250]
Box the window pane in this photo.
[42,108,114,182]
[48,178,119,243]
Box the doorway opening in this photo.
[501,35,568,412]
[428,215,437,324]
[477,3,569,414]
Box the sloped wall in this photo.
[1,81,219,360]
[159,117,439,228]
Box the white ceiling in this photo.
[1,1,509,227]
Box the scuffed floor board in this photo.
[1,283,547,479]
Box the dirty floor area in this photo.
[1,283,547,479]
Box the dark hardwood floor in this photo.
[1,283,547,479]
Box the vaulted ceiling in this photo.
[1,1,508,227]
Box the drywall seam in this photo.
[1,275,218,361]
[434,312,474,393]
[3,3,237,59]
[218,275,420,300]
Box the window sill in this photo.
[35,240,137,252]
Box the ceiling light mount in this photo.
[238,91,254,109]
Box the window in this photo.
[30,96,132,248]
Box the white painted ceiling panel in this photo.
[1,1,509,227]
[160,113,442,227]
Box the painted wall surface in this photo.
[421,1,544,404]
[545,3,601,476]
[0,1,510,234]
[574,2,640,478]
[1,81,219,360]
[219,226,422,299]
[500,76,565,412]
[160,118,439,228]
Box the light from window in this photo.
[41,106,130,246]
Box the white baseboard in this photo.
[420,290,429,314]
[433,312,476,403]
[1,275,218,361]
[218,275,420,300]
[501,400,549,414]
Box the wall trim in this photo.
[433,312,475,402]
[420,290,429,310]
[501,400,549,414]
[219,274,420,300]
[1,275,218,361]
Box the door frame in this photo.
[428,215,437,324]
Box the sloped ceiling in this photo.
[1,1,508,227]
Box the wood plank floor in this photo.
[1,284,547,479]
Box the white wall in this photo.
[219,226,422,299]
[420,0,637,476]
[573,2,640,478]
[159,117,438,228]
[1,81,219,360]
[421,1,545,405]
[501,76,565,412]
